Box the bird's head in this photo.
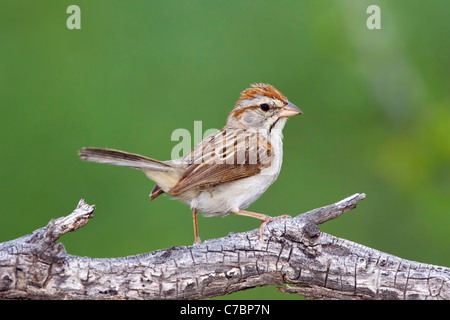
[227,83,302,131]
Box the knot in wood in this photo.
[283,218,321,243]
[302,220,321,238]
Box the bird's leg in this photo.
[233,210,291,242]
[192,209,201,245]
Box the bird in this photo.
[79,83,302,244]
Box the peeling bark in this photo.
[0,194,448,300]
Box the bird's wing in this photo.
[167,129,273,195]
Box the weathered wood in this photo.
[0,194,448,300]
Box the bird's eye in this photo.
[259,103,270,112]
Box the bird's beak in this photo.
[279,101,302,117]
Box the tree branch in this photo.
[0,194,449,300]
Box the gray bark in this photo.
[0,193,448,300]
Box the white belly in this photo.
[190,172,276,216]
[190,128,284,217]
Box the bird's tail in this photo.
[78,147,171,171]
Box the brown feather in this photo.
[236,83,287,105]
[79,147,170,169]
[167,129,273,196]
[150,184,164,201]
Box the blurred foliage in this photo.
[0,0,448,299]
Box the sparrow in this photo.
[79,83,302,244]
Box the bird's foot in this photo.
[258,214,291,243]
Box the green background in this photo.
[1,0,448,299]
